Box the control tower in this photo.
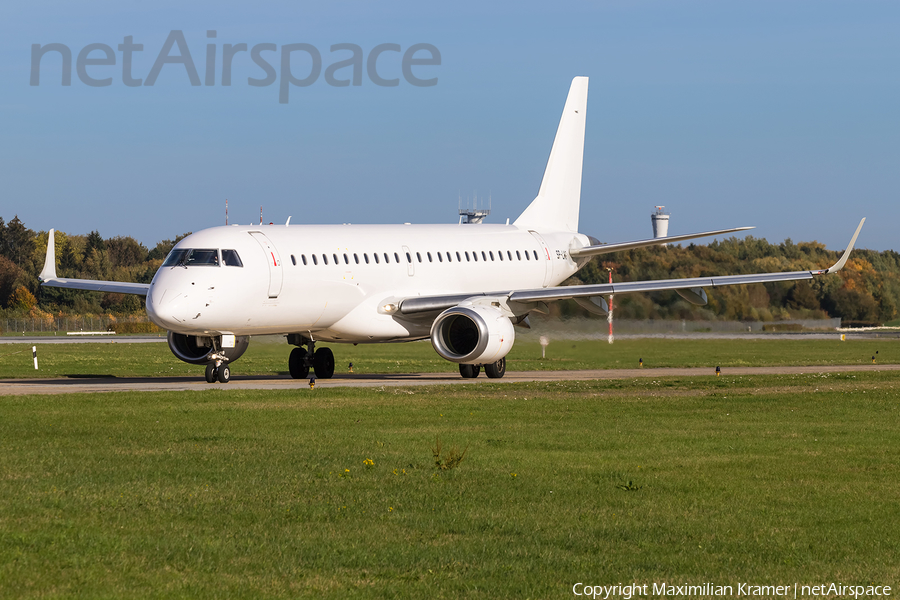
[651,206,670,246]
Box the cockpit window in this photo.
[162,249,189,267]
[222,249,243,267]
[184,249,219,266]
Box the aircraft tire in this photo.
[484,357,506,379]
[205,364,217,383]
[217,365,231,383]
[289,347,310,379]
[459,364,480,379]
[313,347,335,379]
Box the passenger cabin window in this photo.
[394,252,400,263]
[323,254,329,265]
[302,255,308,265]
[481,251,487,261]
[364,254,370,264]
[312,255,318,265]
[533,250,539,260]
[354,253,359,264]
[456,251,461,262]
[525,251,530,260]
[384,252,390,263]
[489,251,494,261]
[416,252,422,263]
[374,253,380,264]
[344,254,349,264]
[427,252,433,262]
[516,250,521,260]
[333,254,339,265]
[405,252,411,263]
[472,251,478,262]
[290,255,296,266]
[507,250,512,260]
[498,251,503,261]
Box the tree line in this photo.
[0,215,896,326]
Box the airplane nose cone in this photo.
[146,286,188,329]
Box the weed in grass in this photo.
[616,480,643,491]
[432,437,468,471]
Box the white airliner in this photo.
[39,77,865,383]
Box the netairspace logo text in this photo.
[30,30,441,104]
[572,582,893,599]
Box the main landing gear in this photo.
[287,335,335,379]
[459,357,506,379]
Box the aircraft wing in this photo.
[399,218,865,315]
[38,229,150,296]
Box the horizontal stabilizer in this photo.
[571,226,754,258]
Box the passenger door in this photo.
[248,232,283,298]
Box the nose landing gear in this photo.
[204,361,231,384]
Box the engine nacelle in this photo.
[431,304,515,364]
[167,332,250,365]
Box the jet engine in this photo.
[430,304,515,364]
[167,332,250,365]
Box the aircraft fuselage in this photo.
[146,223,591,343]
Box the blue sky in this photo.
[2,1,898,251]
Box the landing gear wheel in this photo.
[289,347,310,379]
[205,364,217,383]
[216,365,231,383]
[485,357,506,379]
[312,347,335,379]
[459,364,481,379]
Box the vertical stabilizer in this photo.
[514,76,588,233]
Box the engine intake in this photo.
[431,304,515,364]
[167,332,250,365]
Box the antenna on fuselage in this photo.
[225,199,229,225]
[459,190,491,224]
[260,206,263,225]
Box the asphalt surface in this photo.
[1,364,898,395]
[0,336,166,344]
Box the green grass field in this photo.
[2,370,900,598]
[2,338,899,598]
[0,336,896,379]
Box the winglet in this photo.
[39,229,57,282]
[823,218,865,274]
